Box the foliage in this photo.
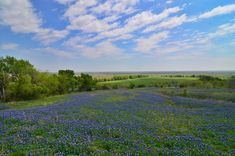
[199,75,222,82]
[0,56,96,102]
[95,74,148,82]
[112,85,118,89]
[228,76,235,89]
[78,73,96,91]
[198,75,226,88]
[99,84,110,90]
[183,89,188,97]
[128,83,135,89]
[58,70,77,94]
[0,56,38,101]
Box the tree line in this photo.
[1,56,235,102]
[0,56,96,102]
[95,74,148,82]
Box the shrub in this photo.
[154,84,159,88]
[78,73,96,91]
[228,77,235,89]
[183,89,188,97]
[112,85,118,89]
[128,83,135,89]
[137,84,146,88]
[179,83,187,88]
[101,85,110,90]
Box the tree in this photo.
[37,73,60,96]
[228,76,235,89]
[0,58,9,101]
[78,73,96,91]
[199,75,225,88]
[0,56,38,101]
[58,70,77,94]
[128,83,135,89]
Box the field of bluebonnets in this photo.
[0,88,235,155]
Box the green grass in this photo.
[98,76,198,88]
[0,94,70,110]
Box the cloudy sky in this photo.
[0,0,235,72]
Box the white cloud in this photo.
[143,14,187,33]
[54,0,75,5]
[67,14,114,33]
[92,0,139,15]
[231,40,235,46]
[33,47,75,58]
[34,29,69,45]
[63,6,182,57]
[0,0,41,33]
[135,31,169,53]
[62,0,180,44]
[0,43,18,50]
[79,7,181,43]
[80,41,124,58]
[166,1,173,4]
[64,36,125,59]
[65,0,132,34]
[0,0,68,44]
[125,7,181,30]
[199,4,235,19]
[165,52,203,61]
[64,0,98,18]
[208,22,235,39]
[102,15,121,23]
[3,0,234,61]
[187,4,235,22]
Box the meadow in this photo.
[0,87,235,155]
[97,75,198,88]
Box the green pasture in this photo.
[98,75,198,88]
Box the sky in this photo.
[0,0,235,72]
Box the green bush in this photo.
[112,85,118,89]
[101,85,110,90]
[228,76,235,89]
[137,84,146,88]
[183,89,188,97]
[128,83,135,89]
[0,56,97,102]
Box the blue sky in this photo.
[0,0,235,72]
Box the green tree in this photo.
[0,56,38,101]
[0,58,9,101]
[128,83,135,89]
[58,70,77,94]
[228,76,235,89]
[78,73,96,91]
[37,73,60,96]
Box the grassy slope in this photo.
[0,94,69,110]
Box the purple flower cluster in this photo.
[0,90,234,155]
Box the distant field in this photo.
[0,88,234,155]
[90,71,235,79]
[98,76,198,88]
